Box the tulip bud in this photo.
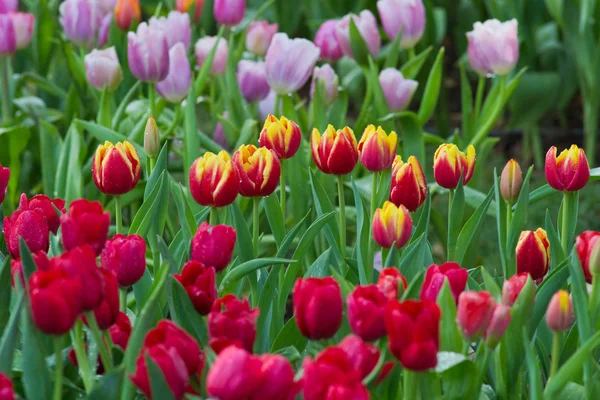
[129,345,190,399]
[92,140,141,195]
[293,277,343,340]
[576,231,600,282]
[3,195,49,259]
[144,116,160,158]
[420,262,469,303]
[311,125,359,175]
[484,304,511,348]
[378,0,426,48]
[457,291,496,341]
[115,0,140,31]
[101,234,147,287]
[246,21,278,56]
[0,373,15,400]
[545,145,590,192]
[237,60,270,103]
[176,0,204,23]
[500,159,523,203]
[0,0,16,13]
[433,143,477,189]
[385,299,440,371]
[110,312,132,349]
[379,68,418,111]
[128,23,170,82]
[174,260,217,315]
[191,222,236,272]
[310,64,339,105]
[0,15,16,56]
[195,36,228,75]
[214,0,245,26]
[233,145,281,197]
[85,47,123,92]
[148,11,191,50]
[59,0,103,46]
[467,19,519,76]
[206,346,263,400]
[9,12,35,50]
[377,267,408,300]
[208,295,259,353]
[516,228,550,281]
[189,151,239,207]
[258,115,301,160]
[372,202,413,249]
[338,335,380,379]
[347,285,388,341]
[0,164,9,204]
[358,125,397,172]
[11,251,50,288]
[27,194,66,234]
[335,11,381,59]
[389,155,427,212]
[546,290,574,333]
[501,273,530,306]
[90,268,119,330]
[314,19,343,62]
[60,199,111,255]
[253,354,300,400]
[156,43,192,104]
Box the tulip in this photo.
[190,222,236,272]
[389,155,427,212]
[338,335,380,379]
[176,0,204,23]
[11,251,49,288]
[379,68,419,111]
[96,0,117,14]
[214,0,245,26]
[358,125,397,172]
[59,0,103,46]
[91,268,119,330]
[484,304,511,348]
[149,11,191,50]
[258,115,301,160]
[433,143,477,189]
[335,11,381,59]
[29,267,83,335]
[110,312,132,349]
[9,12,35,50]
[189,151,239,207]
[385,299,440,371]
[377,267,408,300]
[545,145,590,192]
[500,159,523,203]
[26,194,66,234]
[0,15,15,55]
[0,0,16,13]
[0,373,15,400]
[206,346,262,400]
[237,60,270,103]
[0,164,9,204]
[302,347,370,400]
[194,36,228,75]
[252,354,299,400]
[115,0,140,31]
[92,140,141,195]
[314,19,343,62]
[311,125,359,175]
[378,0,426,48]
[347,285,387,341]
[577,231,600,282]
[258,90,281,120]
[61,199,110,255]
[128,23,169,82]
[420,262,468,303]
[372,201,413,249]
[155,43,191,103]
[265,33,320,95]
[467,19,519,76]
[85,47,123,92]
[546,290,574,332]
[143,116,160,159]
[516,228,550,281]
[130,345,190,399]
[293,277,342,340]
[212,118,229,151]
[246,21,278,56]
[208,295,259,353]
[174,260,217,315]
[101,234,146,287]
[457,291,496,341]
[233,144,281,197]
[97,13,111,47]
[310,64,339,107]
[3,195,49,259]
[501,272,530,306]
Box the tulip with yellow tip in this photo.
[92,140,141,195]
[258,115,301,160]
[389,155,427,212]
[516,228,550,281]
[545,145,590,192]
[372,201,413,249]
[232,144,281,197]
[358,125,397,172]
[311,124,358,175]
[433,144,476,189]
[189,151,240,207]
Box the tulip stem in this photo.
[148,83,156,119]
[1,57,11,123]
[280,160,286,218]
[337,175,346,261]
[560,191,575,255]
[210,207,217,225]
[115,196,122,235]
[53,337,64,400]
[447,189,454,261]
[86,312,113,372]
[250,197,260,305]
[275,94,281,116]
[403,370,419,400]
[589,277,600,324]
[474,76,485,124]
[550,332,561,379]
[70,320,94,393]
[369,172,379,282]
[120,288,127,312]
[505,201,512,242]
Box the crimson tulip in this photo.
[347,285,387,341]
[90,268,120,330]
[27,194,66,234]
[189,151,239,207]
[232,144,281,197]
[101,234,147,287]
[129,345,189,399]
[293,277,343,340]
[174,260,217,315]
[377,267,407,300]
[259,115,301,159]
[252,354,299,400]
[389,155,428,212]
[206,346,262,400]
[576,231,600,282]
[0,164,9,205]
[516,228,550,281]
[11,251,49,288]
[372,201,413,249]
[208,295,259,353]
[311,125,359,175]
[61,199,110,255]
[110,311,132,350]
[545,145,590,191]
[190,222,236,272]
[357,125,397,172]
[546,290,574,333]
[457,291,496,341]
[92,140,142,195]
[501,273,530,306]
[338,335,380,379]
[3,195,49,259]
[0,373,15,400]
[484,304,511,348]
[420,262,468,303]
[433,144,476,189]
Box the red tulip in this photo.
[189,151,239,207]
[501,273,530,306]
[516,228,550,281]
[27,194,66,234]
[545,145,590,192]
[500,159,523,203]
[130,345,190,400]
[372,201,413,249]
[311,125,359,175]
[347,285,387,341]
[0,373,15,400]
[293,277,342,340]
[484,304,511,348]
[389,155,428,212]
[420,262,468,303]
[115,0,141,30]
[433,144,476,189]
[61,199,110,255]
[0,164,9,205]
[11,251,49,288]
[90,268,120,330]
[208,295,259,353]
[457,291,496,341]
[110,312,132,350]
[252,354,299,400]
[357,125,397,172]
[206,346,262,400]
[259,115,301,159]
[338,335,380,379]
[92,140,141,195]
[546,290,574,333]
[191,222,236,272]
[377,267,407,300]
[101,234,147,287]
[576,230,600,282]
[174,260,217,315]
[385,299,440,371]
[3,195,49,259]
[232,144,281,197]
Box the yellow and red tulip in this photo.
[311,124,358,175]
[232,144,281,197]
[372,201,413,249]
[433,143,476,189]
[516,228,550,281]
[545,145,590,192]
[545,290,574,333]
[92,140,141,195]
[357,125,397,172]
[258,115,301,160]
[389,155,427,212]
[189,151,239,207]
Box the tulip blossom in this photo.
[311,125,359,175]
[174,260,217,315]
[0,164,9,204]
[97,13,111,47]
[457,291,496,341]
[85,47,123,92]
[11,251,49,288]
[252,354,299,400]
[335,11,381,59]
[433,143,477,189]
[233,144,281,197]
[467,19,519,76]
[3,195,49,259]
[213,0,245,26]
[101,234,147,287]
[576,231,600,282]
[189,151,239,207]
[190,222,236,272]
[347,285,388,341]
[379,68,419,111]
[8,12,35,50]
[0,15,16,55]
[208,295,260,353]
[338,335,380,379]
[195,36,228,75]
[501,273,530,306]
[0,0,16,13]
[377,267,408,300]
[237,60,270,103]
[358,125,397,172]
[156,43,192,103]
[59,0,103,46]
[500,159,523,203]
[516,228,550,281]
[176,0,203,23]
[484,304,511,348]
[129,345,190,399]
[92,140,141,195]
[128,23,170,82]
[258,115,301,159]
[293,277,343,340]
[0,374,15,400]
[148,11,191,50]
[377,0,426,48]
[420,262,469,303]
[110,312,132,349]
[310,64,339,105]
[372,202,413,249]
[389,155,427,212]
[545,145,590,192]
[61,199,110,255]
[265,33,320,95]
[114,0,140,31]
[144,116,160,159]
[26,194,66,234]
[206,346,262,400]
[246,21,278,56]
[90,268,119,330]
[546,290,574,332]
[314,19,343,62]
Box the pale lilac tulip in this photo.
[314,19,343,62]
[214,0,245,26]
[156,43,191,103]
[237,60,270,103]
[335,10,381,59]
[0,15,15,55]
[59,0,103,46]
[310,64,339,105]
[467,19,519,76]
[9,13,34,50]
[149,11,191,50]
[246,21,278,56]
[265,33,320,95]
[85,47,123,91]
[97,12,112,48]
[127,22,170,82]
[377,0,425,49]
[0,0,17,14]
[97,0,117,14]
[258,90,281,120]
[213,112,229,151]
[194,36,228,75]
[379,68,418,111]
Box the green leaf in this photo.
[76,119,147,165]
[271,316,307,353]
[412,193,431,245]
[545,210,565,270]
[0,293,23,375]
[183,88,199,185]
[219,258,294,292]
[351,178,370,284]
[0,125,31,204]
[129,171,168,238]
[53,123,81,203]
[256,265,281,353]
[0,259,11,334]
[229,202,254,263]
[112,81,142,129]
[38,120,62,197]
[460,65,474,142]
[417,47,445,125]
[87,367,124,400]
[146,353,176,400]
[437,281,463,352]
[493,170,508,277]
[454,187,494,265]
[263,194,285,248]
[21,302,52,400]
[384,29,403,69]
[523,330,543,400]
[398,111,425,166]
[481,268,502,301]
[20,238,38,283]
[309,170,342,263]
[531,259,569,334]
[399,234,428,281]
[447,180,465,261]
[169,278,208,347]
[349,17,371,67]
[400,47,433,79]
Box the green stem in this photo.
[368,172,379,282]
[275,94,281,116]
[583,100,598,168]
[589,277,600,325]
[148,83,156,119]
[209,207,217,225]
[1,57,11,123]
[71,321,93,393]
[560,192,571,255]
[148,157,156,175]
[506,201,512,243]
[447,189,455,261]
[86,312,113,372]
[474,76,485,123]
[337,175,346,260]
[550,332,561,379]
[408,48,416,59]
[250,197,260,306]
[280,160,286,218]
[403,369,419,400]
[119,288,127,312]
[470,75,506,148]
[162,104,181,140]
[473,346,490,397]
[115,196,122,235]
[53,337,64,400]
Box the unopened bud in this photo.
[144,116,159,158]
[500,159,523,203]
[546,290,574,333]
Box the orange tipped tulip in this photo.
[433,144,476,189]
[546,290,574,332]
[189,151,239,207]
[357,125,397,172]
[176,0,204,23]
[389,155,427,212]
[232,144,281,197]
[372,201,413,249]
[92,140,141,195]
[258,115,301,160]
[516,228,550,281]
[545,145,590,192]
[311,125,358,175]
[114,0,141,31]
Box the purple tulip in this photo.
[98,13,112,48]
[213,112,230,151]
[0,0,17,14]
[377,0,426,49]
[149,11,191,50]
[97,0,117,14]
[335,10,381,59]
[127,22,170,82]
[246,21,278,57]
[265,33,320,95]
[85,47,123,91]
[0,15,15,55]
[237,60,270,103]
[194,36,228,75]
[59,0,103,47]
[314,19,343,62]
[379,68,418,111]
[310,64,339,105]
[258,90,281,120]
[156,43,191,103]
[467,19,519,76]
[8,12,34,50]
[214,0,245,27]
